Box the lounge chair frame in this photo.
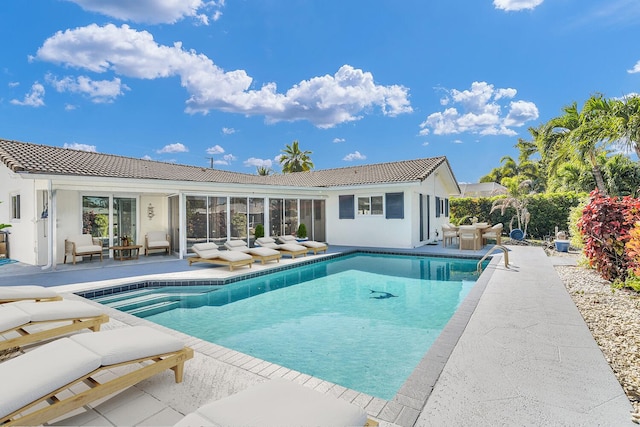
[0,313,109,352]
[188,256,253,271]
[2,346,194,426]
[0,295,62,304]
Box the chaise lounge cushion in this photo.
[254,237,280,249]
[191,243,222,259]
[0,338,101,419]
[224,240,280,257]
[175,378,368,427]
[0,285,60,303]
[278,235,328,251]
[70,326,185,365]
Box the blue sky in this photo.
[2,0,640,183]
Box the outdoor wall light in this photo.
[147,203,155,220]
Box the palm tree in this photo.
[539,94,613,194]
[279,140,314,173]
[611,95,640,159]
[256,166,273,176]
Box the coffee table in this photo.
[110,245,142,261]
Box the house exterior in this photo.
[0,139,460,267]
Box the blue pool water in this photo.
[93,253,483,400]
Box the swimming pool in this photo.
[91,253,485,400]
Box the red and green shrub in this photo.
[578,190,640,284]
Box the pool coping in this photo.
[72,250,498,426]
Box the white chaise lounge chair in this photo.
[0,300,109,352]
[0,326,193,427]
[174,378,376,427]
[0,285,62,304]
[278,235,329,255]
[188,242,254,270]
[224,239,282,264]
[255,237,308,259]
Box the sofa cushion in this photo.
[68,234,94,246]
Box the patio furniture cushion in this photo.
[0,304,30,331]
[0,337,102,419]
[0,285,61,304]
[1,300,109,352]
[70,326,184,366]
[191,243,222,259]
[175,378,368,427]
[255,237,280,249]
[217,250,254,263]
[278,235,328,253]
[224,239,248,249]
[11,300,103,322]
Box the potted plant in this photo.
[296,223,308,240]
[254,224,264,239]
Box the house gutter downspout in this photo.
[41,180,55,270]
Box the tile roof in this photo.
[0,139,448,188]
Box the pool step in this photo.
[92,288,157,304]
[127,301,180,317]
[107,293,178,311]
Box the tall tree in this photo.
[539,94,613,194]
[279,140,314,173]
[611,95,640,159]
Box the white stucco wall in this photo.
[0,166,38,264]
[325,184,416,248]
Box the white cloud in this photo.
[157,142,188,153]
[333,137,346,143]
[65,0,224,25]
[64,103,77,110]
[35,24,412,128]
[63,142,97,152]
[422,141,429,146]
[10,82,45,107]
[206,144,225,155]
[221,127,235,135]
[343,151,366,161]
[628,61,640,74]
[141,155,153,160]
[8,82,19,88]
[244,157,272,168]
[215,153,236,165]
[46,74,129,103]
[503,100,539,127]
[419,81,538,137]
[494,0,543,11]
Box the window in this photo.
[385,192,404,219]
[357,196,383,215]
[435,196,441,218]
[338,195,354,219]
[445,198,449,217]
[11,194,20,220]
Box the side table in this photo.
[110,245,143,261]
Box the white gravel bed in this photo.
[556,261,640,423]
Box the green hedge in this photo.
[450,192,586,239]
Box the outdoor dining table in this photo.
[459,223,491,250]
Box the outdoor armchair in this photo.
[64,234,103,265]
